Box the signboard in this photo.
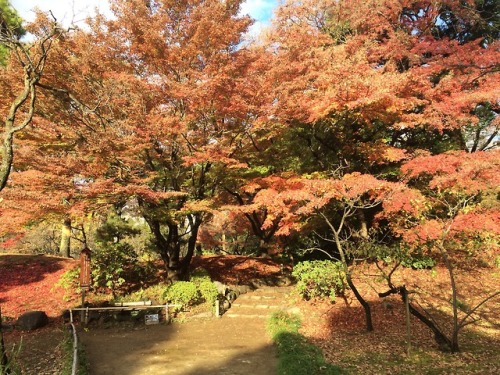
[79,247,92,290]
[145,314,160,325]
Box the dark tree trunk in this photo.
[346,273,374,331]
[379,286,453,352]
[329,220,374,333]
[147,215,201,282]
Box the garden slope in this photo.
[0,254,78,320]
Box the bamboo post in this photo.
[404,288,411,355]
[80,290,86,323]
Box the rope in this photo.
[69,310,78,375]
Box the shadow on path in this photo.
[80,317,277,375]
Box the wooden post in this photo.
[404,288,411,355]
[215,299,220,318]
[80,289,86,323]
[79,248,92,323]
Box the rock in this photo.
[233,285,251,294]
[16,311,49,331]
[213,281,228,295]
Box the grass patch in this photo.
[267,311,345,375]
[61,328,89,375]
[0,341,22,375]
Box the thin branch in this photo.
[458,291,500,330]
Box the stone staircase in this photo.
[223,286,297,319]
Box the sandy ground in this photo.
[79,316,277,375]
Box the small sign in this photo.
[145,314,159,325]
[79,247,92,290]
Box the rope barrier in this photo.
[69,310,78,375]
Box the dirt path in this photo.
[79,316,277,375]
[79,286,296,375]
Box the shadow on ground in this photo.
[79,317,277,375]
[0,254,67,292]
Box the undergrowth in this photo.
[267,311,345,375]
[61,328,89,375]
[0,339,22,375]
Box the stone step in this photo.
[224,313,269,319]
[222,286,296,319]
[250,286,293,294]
[231,302,283,309]
[237,294,279,301]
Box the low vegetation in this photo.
[60,329,89,375]
[267,311,344,375]
[292,260,347,302]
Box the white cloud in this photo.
[10,0,278,41]
[10,0,112,27]
[240,0,278,40]
[12,1,279,27]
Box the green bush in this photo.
[401,253,436,270]
[116,276,218,310]
[116,283,170,304]
[196,279,218,305]
[55,267,81,301]
[91,243,137,294]
[90,214,144,295]
[292,260,347,302]
[164,281,199,307]
[190,270,218,306]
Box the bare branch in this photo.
[458,291,500,330]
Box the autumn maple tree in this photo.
[1,0,260,280]
[0,12,66,192]
[378,150,500,352]
[0,1,498,358]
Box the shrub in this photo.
[116,283,170,304]
[190,269,218,305]
[196,279,218,305]
[90,214,145,295]
[164,281,199,307]
[91,243,137,294]
[401,253,436,270]
[55,267,81,301]
[292,260,347,302]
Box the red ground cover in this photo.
[0,254,79,320]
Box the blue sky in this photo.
[10,0,278,26]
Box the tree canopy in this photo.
[0,0,498,289]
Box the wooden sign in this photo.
[79,247,92,290]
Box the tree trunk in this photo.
[346,272,374,331]
[147,215,201,282]
[257,239,271,258]
[332,227,373,332]
[357,209,369,239]
[0,132,14,193]
[379,286,453,352]
[59,217,72,257]
[439,244,460,353]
